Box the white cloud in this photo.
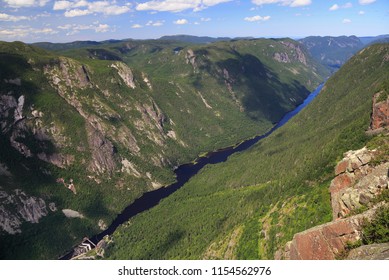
[0,26,57,38]
[58,24,72,29]
[35,28,58,34]
[3,0,50,8]
[342,18,351,24]
[104,6,131,15]
[174,19,188,25]
[244,15,271,22]
[131,24,142,28]
[64,8,91,17]
[0,13,30,21]
[251,0,311,7]
[359,0,375,5]
[330,2,352,10]
[136,0,232,13]
[289,0,311,7]
[153,21,164,26]
[53,0,72,10]
[53,0,131,17]
[145,20,164,26]
[358,10,365,15]
[56,22,112,35]
[201,17,211,22]
[95,23,109,32]
[329,4,339,11]
[252,0,283,4]
[34,11,52,18]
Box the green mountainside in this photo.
[0,38,326,259]
[299,35,364,71]
[105,44,389,259]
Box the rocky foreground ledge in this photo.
[276,92,389,260]
[276,146,388,260]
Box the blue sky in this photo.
[0,0,388,42]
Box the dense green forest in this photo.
[106,44,389,259]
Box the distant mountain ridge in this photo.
[359,34,389,45]
[298,35,364,71]
[159,35,232,44]
[31,34,389,74]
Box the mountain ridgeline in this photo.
[298,35,389,71]
[105,44,388,259]
[0,38,327,259]
[299,35,364,71]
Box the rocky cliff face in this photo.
[0,188,53,234]
[277,92,389,260]
[347,242,389,260]
[281,204,385,260]
[329,147,388,219]
[277,146,388,259]
[370,92,388,131]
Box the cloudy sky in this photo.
[0,0,388,42]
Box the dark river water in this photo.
[60,83,324,259]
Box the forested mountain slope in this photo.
[105,44,389,259]
[0,38,325,259]
[299,35,364,71]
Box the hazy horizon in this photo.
[0,0,388,43]
[2,33,389,44]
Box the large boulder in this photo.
[346,243,389,260]
[280,205,383,260]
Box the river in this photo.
[60,83,324,259]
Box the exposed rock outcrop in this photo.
[110,62,136,89]
[280,41,307,66]
[45,57,141,162]
[1,94,21,133]
[44,58,91,89]
[0,162,11,177]
[346,242,389,260]
[0,188,48,234]
[4,78,21,86]
[185,49,197,70]
[273,52,291,63]
[337,162,388,218]
[369,92,388,131]
[86,123,117,174]
[1,92,72,167]
[142,72,152,90]
[121,158,141,177]
[277,90,389,260]
[329,147,386,219]
[280,204,384,260]
[278,144,388,259]
[62,209,84,218]
[134,100,171,147]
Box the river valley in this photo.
[61,84,324,259]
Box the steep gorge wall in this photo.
[277,95,389,260]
